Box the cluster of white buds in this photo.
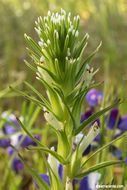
[34,9,81,62]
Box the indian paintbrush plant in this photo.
[10,9,127,190]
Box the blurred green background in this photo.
[0,0,127,111]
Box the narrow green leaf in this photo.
[30,168,50,190]
[72,94,84,128]
[57,131,71,159]
[24,34,42,56]
[27,146,67,164]
[17,118,67,164]
[63,34,69,53]
[26,47,40,60]
[76,42,102,83]
[75,99,123,135]
[24,81,51,110]
[47,160,61,190]
[76,160,125,178]
[0,80,23,99]
[65,83,81,104]
[38,65,59,83]
[27,102,37,120]
[36,75,56,94]
[74,33,89,58]
[9,86,47,109]
[53,86,76,131]
[71,137,83,177]
[25,60,38,73]
[27,106,41,129]
[21,102,27,119]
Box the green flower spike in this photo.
[24,9,99,127]
[21,9,125,190]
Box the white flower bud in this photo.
[61,8,66,15]
[68,12,71,18]
[44,16,48,22]
[56,12,59,17]
[67,48,71,56]
[88,172,101,190]
[75,30,79,37]
[44,111,63,130]
[47,10,51,16]
[47,39,51,45]
[35,27,41,35]
[38,41,44,47]
[79,122,100,154]
[65,56,69,61]
[54,30,59,39]
[44,43,48,48]
[75,133,84,144]
[40,56,45,63]
[76,15,80,21]
[38,16,42,23]
[72,29,75,35]
[48,147,59,176]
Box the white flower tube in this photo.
[44,111,63,130]
[48,147,59,177]
[79,122,100,155]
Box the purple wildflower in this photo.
[7,147,14,155]
[80,109,100,129]
[107,108,121,129]
[18,135,40,148]
[35,169,100,190]
[110,145,122,160]
[86,89,103,107]
[118,115,127,131]
[12,158,24,173]
[79,176,90,190]
[2,114,20,135]
[82,144,91,156]
[34,174,50,188]
[80,109,93,123]
[39,174,50,185]
[75,134,91,156]
[94,133,101,142]
[3,125,17,135]
[58,164,63,180]
[0,138,10,148]
[79,172,101,190]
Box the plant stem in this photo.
[63,164,73,190]
[63,165,68,189]
[65,177,73,190]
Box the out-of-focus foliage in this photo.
[87,0,127,76]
